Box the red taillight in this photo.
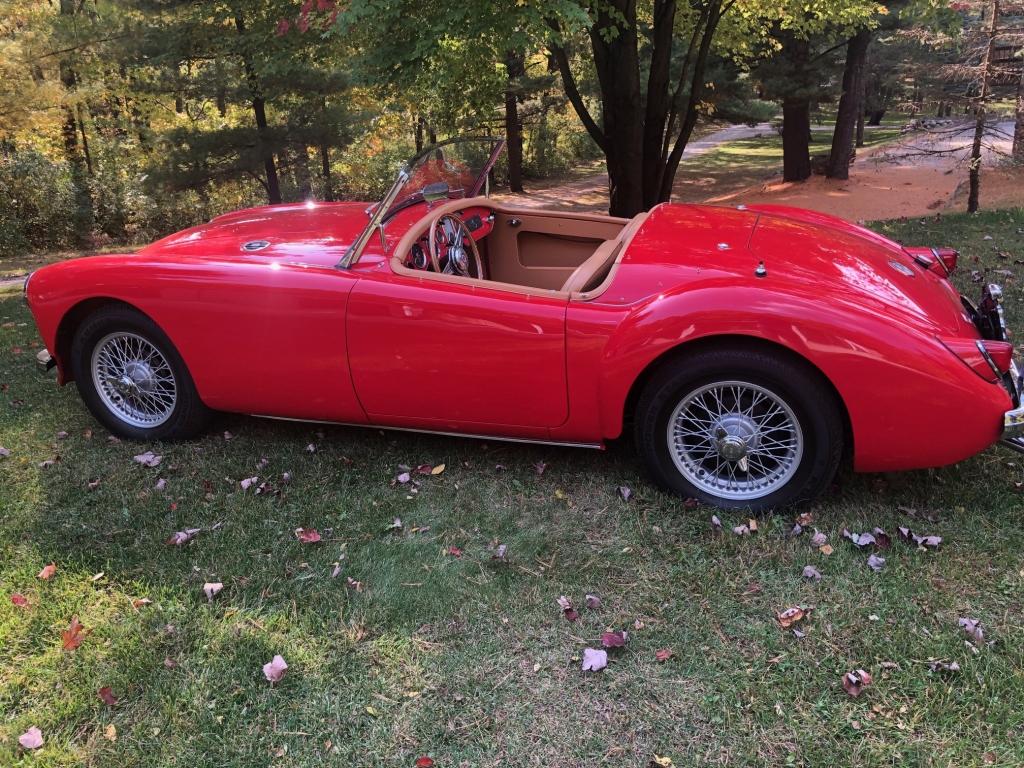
[934,247,958,274]
[940,337,1012,381]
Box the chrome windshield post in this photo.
[337,167,410,270]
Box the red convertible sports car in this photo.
[23,137,1024,510]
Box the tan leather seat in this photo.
[560,240,624,294]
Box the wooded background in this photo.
[2,0,1022,258]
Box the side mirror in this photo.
[422,181,450,203]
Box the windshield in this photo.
[387,136,505,217]
[339,136,505,269]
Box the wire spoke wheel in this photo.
[667,380,803,501]
[90,332,178,428]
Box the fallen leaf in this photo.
[650,755,674,767]
[295,528,322,544]
[385,517,403,532]
[415,758,435,768]
[776,606,811,629]
[331,562,342,578]
[819,544,834,556]
[810,530,827,547]
[223,430,234,440]
[133,451,162,468]
[898,526,942,549]
[802,565,822,582]
[843,529,876,548]
[98,686,119,706]
[62,616,89,651]
[867,554,886,572]
[601,630,628,648]
[796,512,814,527]
[732,524,750,536]
[87,478,101,491]
[11,593,29,608]
[104,724,117,742]
[166,528,202,546]
[872,527,892,549]
[39,458,56,469]
[655,648,673,662]
[430,463,445,475]
[56,430,69,440]
[305,443,316,453]
[491,543,508,561]
[581,647,607,672]
[396,471,411,484]
[618,485,632,501]
[446,545,462,558]
[584,593,602,610]
[0,446,10,458]
[345,576,364,592]
[710,515,723,532]
[154,478,167,491]
[263,654,288,683]
[557,595,579,622]
[534,461,547,475]
[37,563,56,580]
[240,476,258,491]
[131,597,153,610]
[841,669,873,697]
[203,582,223,601]
[928,660,960,673]
[959,617,984,644]
[18,726,43,750]
[747,518,758,532]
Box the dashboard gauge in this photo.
[411,243,428,270]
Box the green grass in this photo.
[3,208,1024,767]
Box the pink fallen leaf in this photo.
[154,478,167,491]
[98,686,119,706]
[37,563,56,580]
[491,543,508,561]
[557,595,579,622]
[802,565,822,581]
[843,529,875,548]
[534,461,547,475]
[396,472,411,484]
[584,593,602,610]
[841,669,873,697]
[810,530,827,547]
[345,576,364,591]
[959,617,984,644]
[263,654,288,683]
[240,476,258,491]
[867,554,886,572]
[0,446,10,458]
[56,430,69,440]
[18,726,43,750]
[295,527,321,544]
[166,528,202,546]
[331,562,342,578]
[446,545,463,558]
[223,430,234,440]
[132,451,162,468]
[415,757,435,768]
[601,630,628,648]
[11,593,29,608]
[203,582,223,601]
[581,647,607,672]
[655,648,673,662]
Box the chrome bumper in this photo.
[36,348,55,373]
[1001,359,1024,451]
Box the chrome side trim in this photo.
[249,414,605,449]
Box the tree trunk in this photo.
[1013,56,1024,162]
[826,28,871,180]
[504,49,525,193]
[968,0,1000,213]
[59,0,92,246]
[319,142,334,202]
[414,115,424,152]
[855,103,865,148]
[77,104,93,175]
[782,97,811,182]
[234,12,281,205]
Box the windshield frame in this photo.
[337,136,505,269]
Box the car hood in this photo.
[622,203,972,336]
[137,201,371,268]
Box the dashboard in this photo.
[404,205,494,272]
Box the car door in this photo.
[346,271,568,432]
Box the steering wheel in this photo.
[428,213,484,278]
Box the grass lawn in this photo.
[3,208,1024,767]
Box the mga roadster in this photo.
[23,137,1024,510]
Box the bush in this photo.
[0,149,77,257]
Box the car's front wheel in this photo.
[70,304,212,440]
[635,347,844,511]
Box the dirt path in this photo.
[706,120,1020,221]
[501,119,1022,221]
[493,122,772,213]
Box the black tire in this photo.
[70,304,213,441]
[634,346,844,511]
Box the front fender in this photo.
[598,282,1009,472]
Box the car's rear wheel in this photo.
[635,347,844,511]
[70,305,212,440]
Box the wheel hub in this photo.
[713,413,759,460]
[91,332,178,428]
